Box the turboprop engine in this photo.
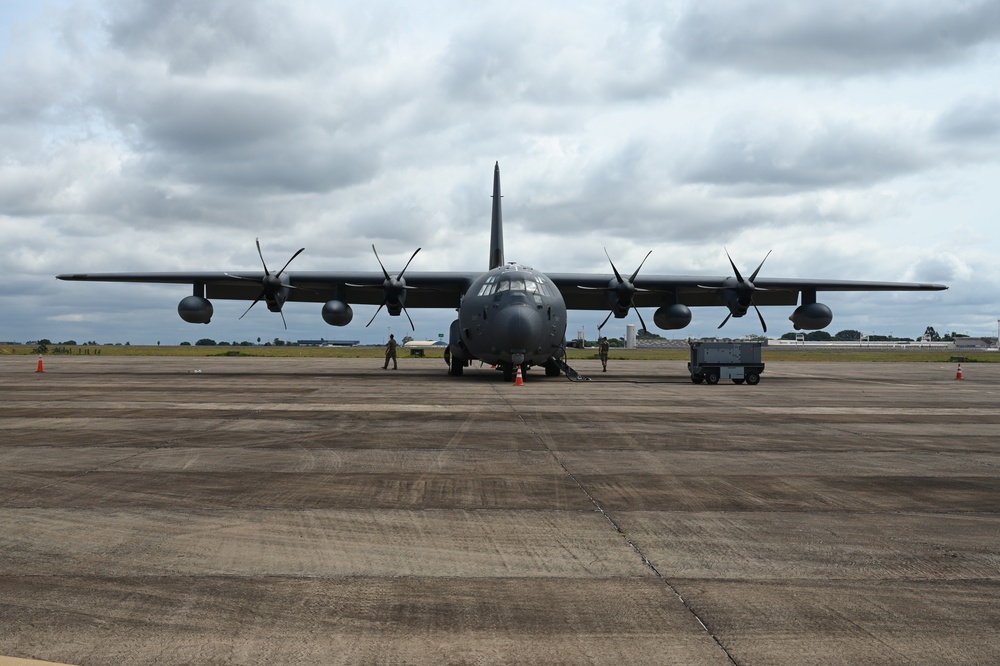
[178,295,213,324]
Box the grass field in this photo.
[2,344,996,363]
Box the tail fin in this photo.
[489,162,504,270]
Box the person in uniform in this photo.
[599,336,610,372]
[383,334,398,370]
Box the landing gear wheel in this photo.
[691,374,704,384]
[732,378,745,384]
[448,360,463,376]
[502,366,513,382]
[545,361,560,377]
[706,370,720,385]
[746,372,760,385]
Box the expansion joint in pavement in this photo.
[493,388,739,665]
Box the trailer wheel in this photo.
[706,370,720,385]
[746,372,760,385]
[691,374,704,384]
[732,378,745,384]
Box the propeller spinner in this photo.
[225,238,305,329]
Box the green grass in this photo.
[3,344,995,363]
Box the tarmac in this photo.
[1,355,998,665]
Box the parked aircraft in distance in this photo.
[58,163,947,381]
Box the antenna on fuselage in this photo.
[489,161,504,270]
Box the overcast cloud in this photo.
[1,0,998,346]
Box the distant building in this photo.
[953,338,990,349]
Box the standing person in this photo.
[599,336,610,372]
[383,334,398,370]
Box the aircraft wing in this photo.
[57,271,947,311]
[56,271,478,309]
[546,273,948,310]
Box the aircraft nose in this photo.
[495,304,543,353]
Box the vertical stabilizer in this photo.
[489,162,504,270]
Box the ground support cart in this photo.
[688,341,765,385]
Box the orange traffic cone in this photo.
[955,364,963,380]
[514,365,524,386]
[36,355,44,373]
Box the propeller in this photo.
[715,248,771,333]
[361,245,421,330]
[224,238,305,329]
[588,248,652,332]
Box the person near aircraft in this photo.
[383,334,398,370]
[599,336,610,372]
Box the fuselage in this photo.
[456,263,567,368]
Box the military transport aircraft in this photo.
[58,163,947,381]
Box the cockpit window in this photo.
[476,273,558,299]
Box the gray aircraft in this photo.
[58,163,947,381]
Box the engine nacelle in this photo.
[321,299,354,326]
[789,302,833,330]
[178,295,213,324]
[653,303,692,330]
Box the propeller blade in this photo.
[372,245,391,281]
[366,301,386,327]
[402,305,415,331]
[718,312,733,329]
[279,308,288,330]
[628,250,652,283]
[753,302,767,333]
[749,250,772,283]
[604,248,624,284]
[275,247,305,277]
[225,273,262,283]
[397,247,422,279]
[725,248,744,283]
[239,293,265,320]
[597,310,613,331]
[634,306,648,332]
[255,238,270,275]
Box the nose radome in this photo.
[496,304,542,352]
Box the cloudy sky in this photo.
[2,0,998,345]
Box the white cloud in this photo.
[1,0,996,345]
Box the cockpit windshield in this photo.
[476,274,555,298]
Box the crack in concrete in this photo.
[491,384,740,665]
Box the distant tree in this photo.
[402,335,414,344]
[273,338,285,346]
[240,341,254,346]
[59,339,78,345]
[195,338,217,346]
[180,341,192,346]
[637,329,663,339]
[32,342,49,354]
[38,338,52,346]
[834,330,863,341]
[923,326,941,342]
[804,331,832,341]
[780,332,799,340]
[218,341,231,346]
